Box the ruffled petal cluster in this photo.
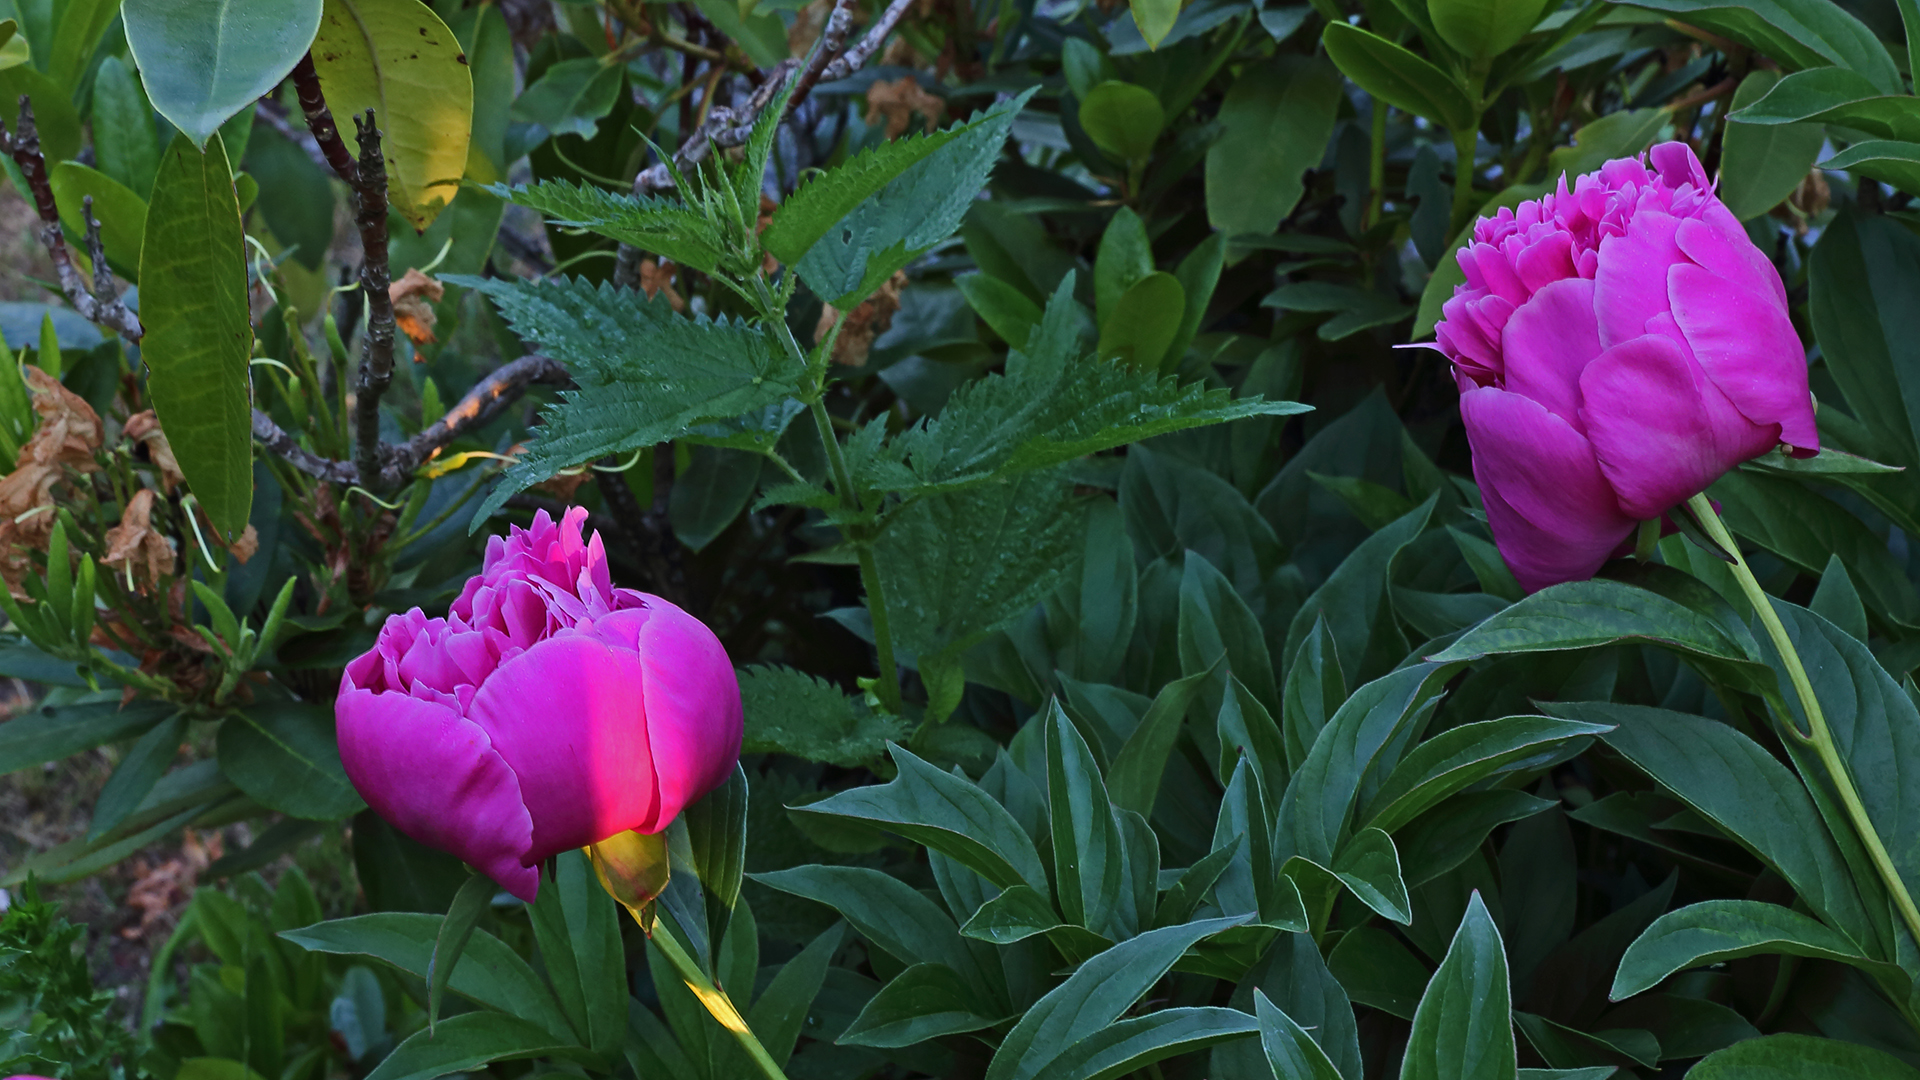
[337,508,741,901]
[1434,142,1817,591]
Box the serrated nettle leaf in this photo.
[1611,899,1905,1000]
[494,180,729,273]
[455,276,798,526]
[793,745,1048,891]
[874,276,1309,497]
[876,469,1086,664]
[738,665,907,766]
[1401,892,1515,1080]
[782,89,1035,305]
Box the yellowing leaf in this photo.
[313,0,474,230]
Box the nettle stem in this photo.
[755,277,906,714]
[1687,493,1920,949]
[646,911,791,1080]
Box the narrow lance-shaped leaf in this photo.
[140,134,254,540]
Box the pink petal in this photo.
[1500,277,1602,428]
[466,633,660,863]
[1668,262,1819,450]
[336,687,539,901]
[1679,210,1787,309]
[1460,385,1637,593]
[1592,210,1683,348]
[623,600,743,832]
[1579,333,1779,520]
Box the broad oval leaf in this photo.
[1820,140,1920,196]
[1095,271,1183,371]
[140,133,254,540]
[1730,67,1920,143]
[1321,23,1475,132]
[1720,70,1829,220]
[50,161,147,271]
[1611,899,1901,1000]
[1688,1032,1920,1078]
[1429,0,1553,59]
[123,0,323,147]
[1078,81,1164,162]
[313,0,474,229]
[1127,0,1180,49]
[1614,0,1900,94]
[1205,54,1342,238]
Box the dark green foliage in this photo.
[0,883,133,1080]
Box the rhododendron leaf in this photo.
[1321,23,1475,132]
[427,873,494,1033]
[527,851,624,1061]
[840,962,1006,1047]
[493,180,728,273]
[1820,140,1920,197]
[360,1013,592,1080]
[794,745,1048,891]
[122,0,322,148]
[1720,71,1826,221]
[1612,900,1900,1000]
[217,704,364,822]
[1613,0,1899,94]
[1206,54,1341,238]
[737,665,908,766]
[455,276,798,528]
[1361,715,1611,834]
[1729,67,1920,142]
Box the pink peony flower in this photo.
[1432,141,1818,592]
[336,508,741,901]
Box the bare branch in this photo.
[380,353,570,485]
[347,110,397,490]
[252,410,359,484]
[1,98,145,342]
[290,53,358,184]
[254,354,569,488]
[788,0,859,110]
[821,0,916,85]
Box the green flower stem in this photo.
[1687,493,1920,949]
[1450,124,1480,237]
[646,910,792,1080]
[1634,518,1660,562]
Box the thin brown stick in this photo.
[821,0,916,84]
[290,53,357,184]
[252,410,359,484]
[253,353,569,487]
[347,110,397,489]
[380,354,569,485]
[1,99,144,341]
[787,0,859,110]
